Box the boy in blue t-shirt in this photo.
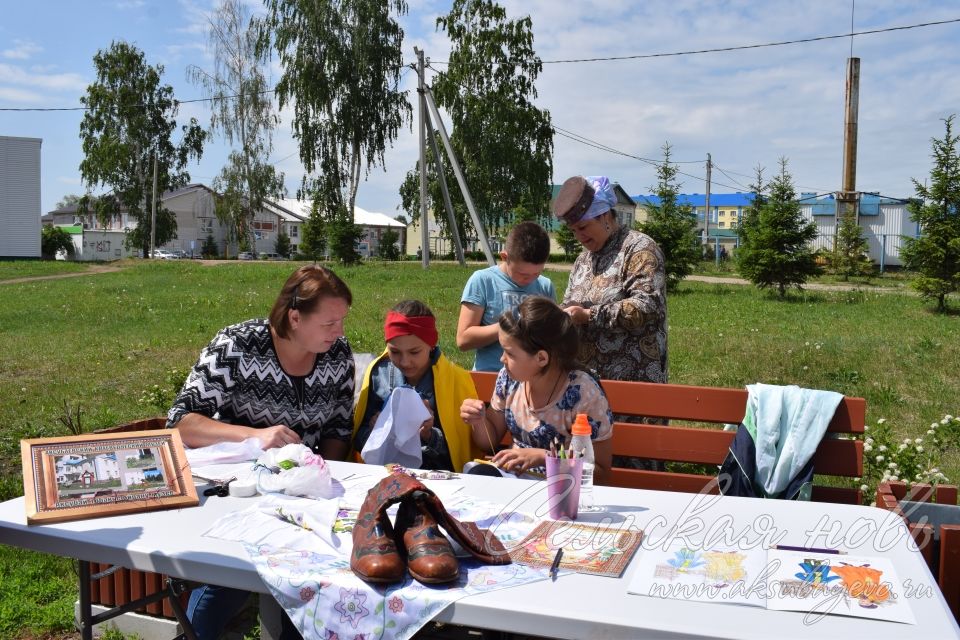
[456,222,556,371]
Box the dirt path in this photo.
[0,264,125,286]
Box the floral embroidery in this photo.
[300,586,317,602]
[388,596,404,613]
[323,631,339,640]
[334,588,369,628]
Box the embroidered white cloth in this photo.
[360,386,430,467]
[185,438,264,467]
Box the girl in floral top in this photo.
[460,296,613,483]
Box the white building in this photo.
[44,183,407,260]
[0,136,42,258]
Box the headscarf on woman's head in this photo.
[383,310,438,347]
[582,176,617,221]
[553,175,617,224]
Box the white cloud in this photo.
[2,39,42,60]
[0,86,44,103]
[175,0,214,36]
[0,63,87,92]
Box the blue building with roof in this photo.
[633,191,915,268]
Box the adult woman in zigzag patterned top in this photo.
[167,264,356,460]
[166,264,356,639]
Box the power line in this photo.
[6,17,957,112]
[430,17,960,66]
[0,88,279,113]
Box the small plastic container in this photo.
[569,413,597,511]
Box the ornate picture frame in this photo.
[20,429,198,525]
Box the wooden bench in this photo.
[469,372,866,505]
[876,481,960,622]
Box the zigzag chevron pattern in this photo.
[168,319,355,449]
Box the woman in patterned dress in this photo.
[553,175,668,470]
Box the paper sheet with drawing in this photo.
[628,542,915,624]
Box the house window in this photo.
[253,221,275,231]
[719,221,726,228]
[719,211,726,217]
[289,225,298,237]
[199,218,213,233]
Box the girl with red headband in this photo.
[352,300,487,471]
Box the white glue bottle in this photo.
[569,413,595,510]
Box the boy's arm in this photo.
[455,302,500,351]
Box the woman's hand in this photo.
[490,447,546,474]
[257,425,301,450]
[563,305,591,326]
[460,398,486,428]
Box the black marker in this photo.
[549,548,564,581]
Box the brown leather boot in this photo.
[351,489,406,583]
[396,493,459,584]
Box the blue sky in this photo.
[2,0,959,219]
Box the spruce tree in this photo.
[299,202,327,261]
[827,211,873,281]
[555,223,579,259]
[637,143,699,291]
[736,158,820,297]
[901,115,960,311]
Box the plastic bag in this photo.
[254,443,334,499]
[360,386,430,467]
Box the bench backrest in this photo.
[469,371,865,505]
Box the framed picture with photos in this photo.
[20,429,198,525]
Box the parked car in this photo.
[170,249,188,259]
[237,252,255,261]
[258,252,281,260]
[150,249,176,259]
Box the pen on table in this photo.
[773,544,844,555]
[549,548,564,581]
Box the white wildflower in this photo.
[865,437,874,445]
[904,438,913,445]
[888,462,898,468]
[898,444,908,452]
[860,484,869,492]
[802,366,808,371]
[942,418,950,425]
[915,438,923,445]
[878,445,887,452]
[876,455,885,462]
[864,444,873,452]
[917,446,924,453]
[877,418,887,425]
[890,475,899,481]
[805,341,810,346]
[928,429,936,435]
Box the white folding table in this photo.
[1,460,958,639]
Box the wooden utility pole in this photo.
[838,57,861,220]
[704,153,712,248]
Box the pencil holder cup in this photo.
[545,457,583,520]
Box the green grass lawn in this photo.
[0,259,958,637]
